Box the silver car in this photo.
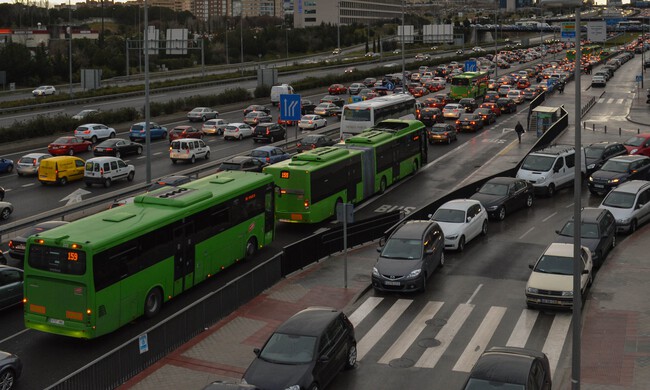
[15,153,50,176]
[187,107,219,122]
[202,119,229,135]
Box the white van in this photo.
[516,145,585,197]
[84,156,135,188]
[270,84,295,106]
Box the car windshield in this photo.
[602,191,636,209]
[558,222,600,239]
[53,137,70,144]
[624,136,645,147]
[584,147,605,158]
[600,160,630,173]
[380,238,423,259]
[131,124,144,131]
[534,255,573,275]
[479,183,509,196]
[430,126,449,133]
[259,333,316,364]
[250,150,269,158]
[521,155,555,171]
[464,378,525,390]
[432,208,465,223]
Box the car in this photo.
[14,153,50,177]
[599,180,650,234]
[0,350,22,389]
[348,83,365,95]
[458,98,478,113]
[591,75,607,88]
[470,177,534,221]
[296,134,337,152]
[623,133,650,157]
[93,138,143,158]
[250,146,291,164]
[242,307,356,390]
[418,107,444,126]
[320,95,345,107]
[218,156,268,173]
[7,221,70,261]
[0,201,13,221]
[372,220,445,293]
[37,156,85,185]
[314,102,340,117]
[430,199,488,251]
[423,97,446,109]
[525,242,593,310]
[224,123,254,140]
[587,155,650,195]
[522,87,540,100]
[147,175,192,192]
[427,123,457,144]
[243,104,270,116]
[555,207,616,268]
[244,111,272,126]
[462,347,552,390]
[507,90,525,104]
[442,103,463,119]
[301,99,317,115]
[479,102,501,116]
[169,138,210,164]
[456,49,464,55]
[496,97,517,114]
[516,78,531,89]
[411,86,429,97]
[32,85,56,96]
[47,136,92,156]
[0,158,14,174]
[455,113,484,132]
[270,84,295,106]
[363,77,377,87]
[252,123,286,143]
[187,107,219,122]
[517,145,584,197]
[474,108,497,125]
[202,119,229,136]
[169,125,204,143]
[584,141,628,175]
[328,83,347,95]
[344,67,357,74]
[484,91,500,103]
[298,114,328,130]
[497,84,512,96]
[129,122,168,142]
[74,123,117,143]
[71,109,100,121]
[84,156,135,188]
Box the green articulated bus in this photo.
[264,119,428,223]
[449,71,489,100]
[23,171,274,339]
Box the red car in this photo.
[327,84,347,95]
[169,126,204,143]
[623,133,650,157]
[411,86,429,97]
[517,78,531,89]
[479,102,502,117]
[47,136,92,156]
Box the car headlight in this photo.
[284,386,301,390]
[487,205,499,211]
[608,178,620,184]
[407,269,422,278]
[372,267,380,277]
[561,290,573,296]
[631,148,639,154]
[446,234,458,240]
[526,287,538,293]
[618,217,631,224]
[587,163,595,169]
[588,176,593,182]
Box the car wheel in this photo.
[68,148,74,156]
[0,368,16,388]
[205,151,210,160]
[201,115,206,122]
[144,288,163,318]
[58,177,68,185]
[115,151,121,158]
[127,171,135,181]
[245,237,258,259]
[190,155,196,164]
[481,219,488,236]
[85,181,92,188]
[497,206,506,221]
[238,134,243,140]
[611,235,616,249]
[137,146,143,155]
[447,137,451,145]
[162,132,167,139]
[546,184,555,197]
[171,159,177,164]
[104,178,111,188]
[439,251,445,267]
[270,136,275,143]
[109,132,115,139]
[629,219,637,234]
[308,383,319,390]
[91,135,98,144]
[0,207,11,220]
[457,236,465,251]
[345,342,357,369]
[525,194,533,208]
[420,272,427,292]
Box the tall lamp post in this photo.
[144,0,151,183]
[68,0,73,97]
[337,1,341,59]
[494,1,498,80]
[401,0,406,89]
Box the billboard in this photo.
[423,24,453,44]
[146,25,159,55]
[587,21,606,43]
[397,25,414,44]
[166,28,189,55]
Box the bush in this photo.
[254,84,272,98]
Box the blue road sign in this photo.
[385,81,395,91]
[139,334,149,354]
[280,94,301,121]
[464,60,477,72]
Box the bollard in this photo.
[639,128,641,134]
[583,122,586,130]
[604,125,607,134]
[592,123,595,132]
[619,128,621,136]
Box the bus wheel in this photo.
[144,288,163,318]
[334,198,343,218]
[412,160,419,174]
[379,177,387,194]
[245,237,258,259]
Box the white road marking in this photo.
[357,299,412,361]
[466,284,483,304]
[415,303,474,368]
[21,183,35,188]
[597,98,605,104]
[348,296,383,327]
[565,202,574,208]
[0,328,30,344]
[519,227,535,240]
[506,309,539,347]
[453,306,507,372]
[542,212,557,222]
[616,98,624,105]
[542,313,572,377]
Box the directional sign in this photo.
[139,334,149,354]
[464,60,477,72]
[280,94,301,122]
[561,22,576,41]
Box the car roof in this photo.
[440,199,480,210]
[225,156,253,163]
[228,123,247,127]
[275,307,341,336]
[470,347,545,384]
[485,176,519,185]
[390,220,436,240]
[587,141,620,149]
[609,155,648,162]
[172,125,193,130]
[609,180,650,194]
[87,156,122,162]
[21,152,50,158]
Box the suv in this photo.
[555,207,616,268]
[74,123,117,143]
[587,155,650,195]
[517,145,585,197]
[599,180,650,233]
[253,123,286,143]
[372,220,444,293]
[84,156,135,188]
[584,141,628,175]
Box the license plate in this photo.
[14,244,25,250]
[384,281,401,286]
[48,318,65,325]
[594,184,604,188]
[95,148,104,152]
[540,299,558,304]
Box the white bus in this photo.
[339,94,417,138]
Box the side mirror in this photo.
[582,269,589,275]
[319,354,330,363]
[425,248,434,255]
[555,229,560,234]
[467,216,473,223]
[637,203,645,209]
[476,187,481,193]
[528,263,534,270]
[254,348,261,356]
[377,247,382,253]
[553,167,560,173]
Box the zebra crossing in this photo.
[349,296,572,375]
[596,97,629,105]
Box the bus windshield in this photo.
[342,107,371,122]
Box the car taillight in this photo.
[83,130,90,134]
[33,160,37,166]
[311,144,316,149]
[266,157,270,163]
[470,121,476,125]
[8,240,14,249]
[456,120,460,124]
[266,129,270,135]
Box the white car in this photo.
[591,76,607,88]
[525,243,593,310]
[442,104,463,119]
[506,90,525,104]
[298,115,327,130]
[170,138,210,164]
[187,107,219,122]
[32,85,56,96]
[72,109,99,120]
[202,119,229,135]
[84,156,135,188]
[430,199,488,251]
[0,201,14,220]
[223,123,254,140]
[599,180,650,233]
[497,85,512,96]
[74,123,117,143]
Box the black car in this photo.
[362,77,377,87]
[456,113,484,132]
[93,138,143,158]
[474,108,497,125]
[296,134,337,152]
[0,350,22,388]
[463,346,551,390]
[587,155,650,195]
[218,156,268,173]
[496,98,517,114]
[584,141,628,175]
[0,265,23,311]
[7,221,70,261]
[372,220,445,293]
[252,123,286,143]
[419,107,444,126]
[427,123,457,144]
[555,207,616,268]
[147,175,192,192]
[243,104,270,116]
[320,95,345,108]
[470,177,534,220]
[301,99,317,115]
[458,98,479,113]
[243,307,356,390]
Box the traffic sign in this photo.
[561,22,576,40]
[464,60,477,72]
[280,94,301,121]
[385,81,395,91]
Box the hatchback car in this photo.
[458,98,478,113]
[442,103,463,119]
[430,199,488,251]
[474,108,497,126]
[84,156,135,188]
[250,146,291,164]
[243,307,356,390]
[224,123,254,140]
[32,85,56,96]
[327,84,347,95]
[584,141,628,175]
[169,138,211,164]
[525,242,593,310]
[555,207,616,268]
[218,156,268,173]
[470,177,534,221]
[587,155,650,195]
[14,153,49,177]
[623,133,650,157]
[129,122,168,142]
[348,83,365,95]
[522,87,540,101]
[427,123,457,145]
[187,107,219,122]
[479,102,501,116]
[7,221,69,261]
[456,113,484,132]
[463,347,551,390]
[496,98,517,114]
[252,123,285,143]
[599,180,650,233]
[74,123,116,143]
[320,95,345,107]
[507,90,525,104]
[591,75,607,88]
[372,220,445,293]
[169,126,204,143]
[202,119,229,136]
[497,84,512,96]
[483,91,500,103]
[93,138,143,158]
[298,114,328,130]
[244,111,272,126]
[297,134,337,152]
[47,136,92,156]
[0,265,24,311]
[419,107,444,127]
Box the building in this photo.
[294,0,403,29]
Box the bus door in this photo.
[419,130,428,163]
[173,221,196,295]
[264,185,274,243]
[356,147,375,198]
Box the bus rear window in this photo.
[343,107,371,122]
[28,245,86,275]
[452,78,470,86]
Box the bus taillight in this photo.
[66,311,83,321]
[304,199,310,208]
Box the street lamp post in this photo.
[144,0,151,184]
[494,2,498,80]
[240,15,244,75]
[68,0,73,97]
[285,25,289,67]
[337,1,341,59]
[401,0,406,89]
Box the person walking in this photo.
[515,121,524,143]
[557,81,565,94]
[0,186,4,201]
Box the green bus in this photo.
[449,71,489,100]
[264,119,428,223]
[566,45,602,61]
[23,171,274,339]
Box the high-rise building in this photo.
[294,0,403,28]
